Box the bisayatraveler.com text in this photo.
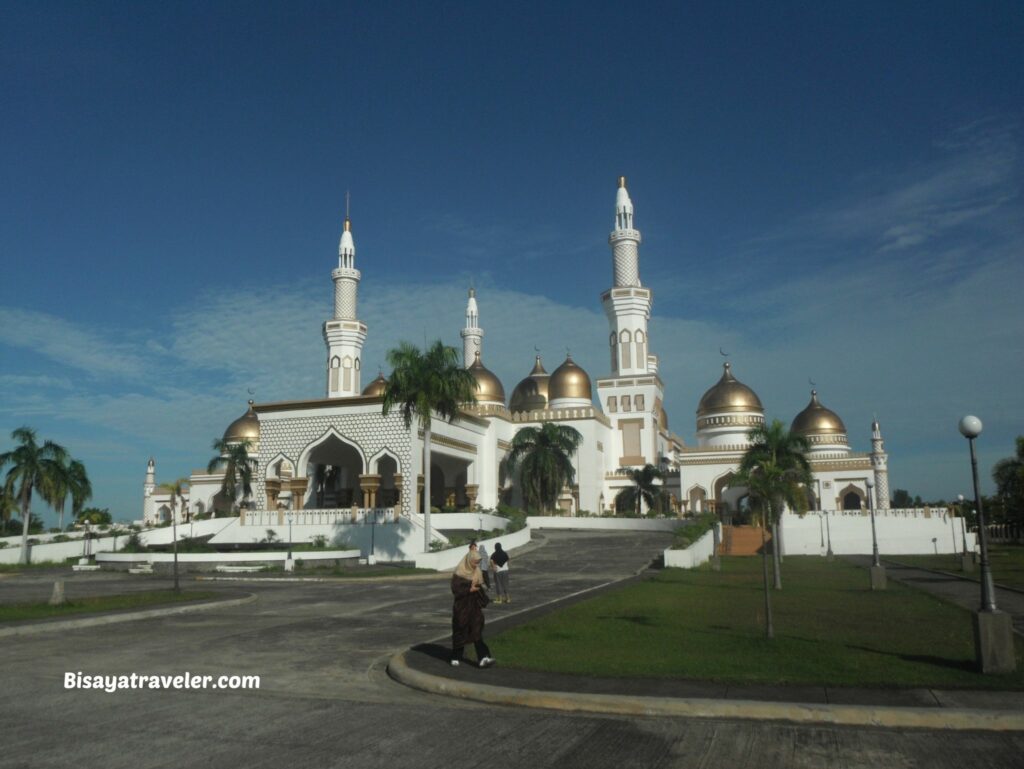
[65,672,260,693]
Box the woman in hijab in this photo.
[450,543,494,668]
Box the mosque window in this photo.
[635,331,645,370]
[610,333,617,371]
[621,395,631,412]
[634,394,645,411]
[619,330,632,368]
[607,396,617,413]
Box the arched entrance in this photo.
[376,454,399,507]
[302,433,365,509]
[688,485,707,514]
[839,483,865,511]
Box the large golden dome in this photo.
[548,355,592,402]
[361,372,387,397]
[223,400,260,443]
[509,356,550,412]
[791,390,847,435]
[468,352,505,404]
[696,363,763,416]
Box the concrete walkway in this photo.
[3,533,1024,768]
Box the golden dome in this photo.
[548,355,592,402]
[509,356,550,412]
[362,372,387,397]
[659,404,669,431]
[791,390,847,436]
[696,362,763,417]
[468,352,505,404]
[223,400,260,443]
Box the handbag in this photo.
[476,588,490,608]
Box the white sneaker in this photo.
[479,657,494,668]
[450,660,460,667]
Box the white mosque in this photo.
[144,178,891,531]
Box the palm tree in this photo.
[67,459,92,527]
[735,419,812,639]
[160,478,188,592]
[506,423,583,513]
[992,436,1024,523]
[208,438,257,514]
[615,464,664,517]
[382,340,478,551]
[41,458,70,532]
[0,427,68,564]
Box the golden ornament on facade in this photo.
[696,362,764,416]
[791,390,847,436]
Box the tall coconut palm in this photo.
[41,458,70,532]
[506,423,583,513]
[67,459,92,527]
[736,419,812,639]
[382,340,478,551]
[615,464,664,517]
[0,427,68,564]
[160,477,188,592]
[208,438,257,514]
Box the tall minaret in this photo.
[461,287,482,366]
[597,177,664,472]
[870,418,890,510]
[143,457,156,523]
[323,203,368,398]
[602,176,655,377]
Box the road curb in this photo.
[387,651,1024,731]
[0,592,258,638]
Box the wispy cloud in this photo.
[0,307,152,379]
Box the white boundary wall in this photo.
[781,509,977,556]
[98,550,359,565]
[664,525,720,569]
[527,516,682,532]
[414,526,531,571]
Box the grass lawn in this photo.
[887,544,1024,591]
[489,556,1024,689]
[0,590,218,623]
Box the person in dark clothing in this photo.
[490,542,511,604]
[450,545,494,667]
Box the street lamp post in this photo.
[866,477,886,590]
[958,493,973,572]
[824,510,834,561]
[285,512,294,572]
[959,415,1015,673]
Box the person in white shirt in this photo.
[490,542,510,604]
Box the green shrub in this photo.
[671,513,716,549]
[51,534,72,543]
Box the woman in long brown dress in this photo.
[450,544,494,667]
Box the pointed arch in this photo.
[838,483,866,511]
[263,453,295,480]
[296,428,367,478]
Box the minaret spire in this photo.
[610,175,641,287]
[461,286,483,366]
[323,199,368,397]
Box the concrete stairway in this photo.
[719,525,768,556]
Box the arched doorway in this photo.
[688,485,707,514]
[838,483,865,511]
[376,454,399,507]
[303,433,365,509]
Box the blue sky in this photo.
[2,1,1022,522]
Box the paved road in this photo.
[1,532,1022,769]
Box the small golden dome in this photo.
[361,372,387,397]
[548,355,592,402]
[510,356,550,412]
[659,405,669,431]
[791,390,847,436]
[468,352,505,404]
[696,363,764,417]
[223,400,260,443]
